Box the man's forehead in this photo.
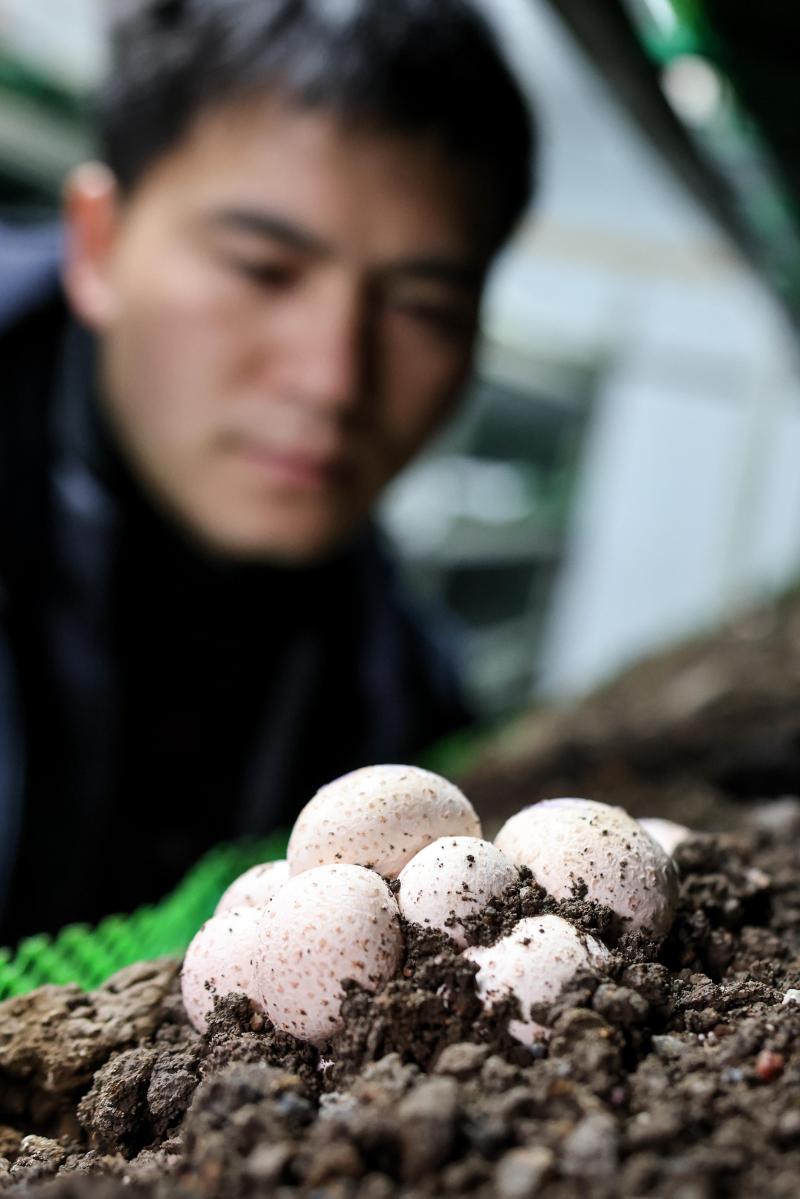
[117,98,494,274]
[134,96,500,261]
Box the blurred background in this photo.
[4,0,800,721]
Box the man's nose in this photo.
[279,287,372,416]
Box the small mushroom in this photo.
[464,914,610,1044]
[397,836,517,948]
[181,908,264,1032]
[255,863,403,1045]
[638,817,691,857]
[215,860,289,914]
[287,764,481,878]
[494,797,678,936]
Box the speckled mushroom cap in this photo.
[397,837,518,948]
[494,797,679,936]
[639,817,691,857]
[464,914,610,1044]
[287,764,482,878]
[181,907,264,1033]
[256,863,403,1045]
[215,860,290,915]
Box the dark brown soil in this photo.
[2,814,800,1199]
[4,594,800,1198]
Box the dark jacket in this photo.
[0,224,470,945]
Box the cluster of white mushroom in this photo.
[182,765,683,1047]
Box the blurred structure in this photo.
[381,342,592,716]
[2,0,800,716]
[0,0,100,212]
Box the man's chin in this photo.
[182,513,359,566]
[148,477,366,563]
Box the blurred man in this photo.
[0,0,533,942]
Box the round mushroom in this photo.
[494,797,678,936]
[464,914,610,1044]
[215,860,289,915]
[638,817,691,857]
[181,907,264,1032]
[256,863,403,1044]
[287,764,481,878]
[397,836,518,948]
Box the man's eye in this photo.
[394,301,473,339]
[231,260,296,288]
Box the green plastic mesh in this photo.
[0,832,288,1001]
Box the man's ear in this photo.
[62,162,121,331]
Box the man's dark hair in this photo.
[98,0,535,249]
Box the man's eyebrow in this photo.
[208,208,483,288]
[385,256,485,291]
[208,208,333,255]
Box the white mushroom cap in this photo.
[638,817,691,857]
[287,764,481,879]
[181,907,264,1033]
[494,797,678,936]
[397,837,518,948]
[215,860,290,915]
[464,914,610,1044]
[255,863,403,1045]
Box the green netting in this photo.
[0,832,289,1001]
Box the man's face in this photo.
[69,99,492,561]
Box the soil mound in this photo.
[2,814,800,1198]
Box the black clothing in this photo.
[0,224,471,946]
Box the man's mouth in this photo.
[234,438,351,490]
